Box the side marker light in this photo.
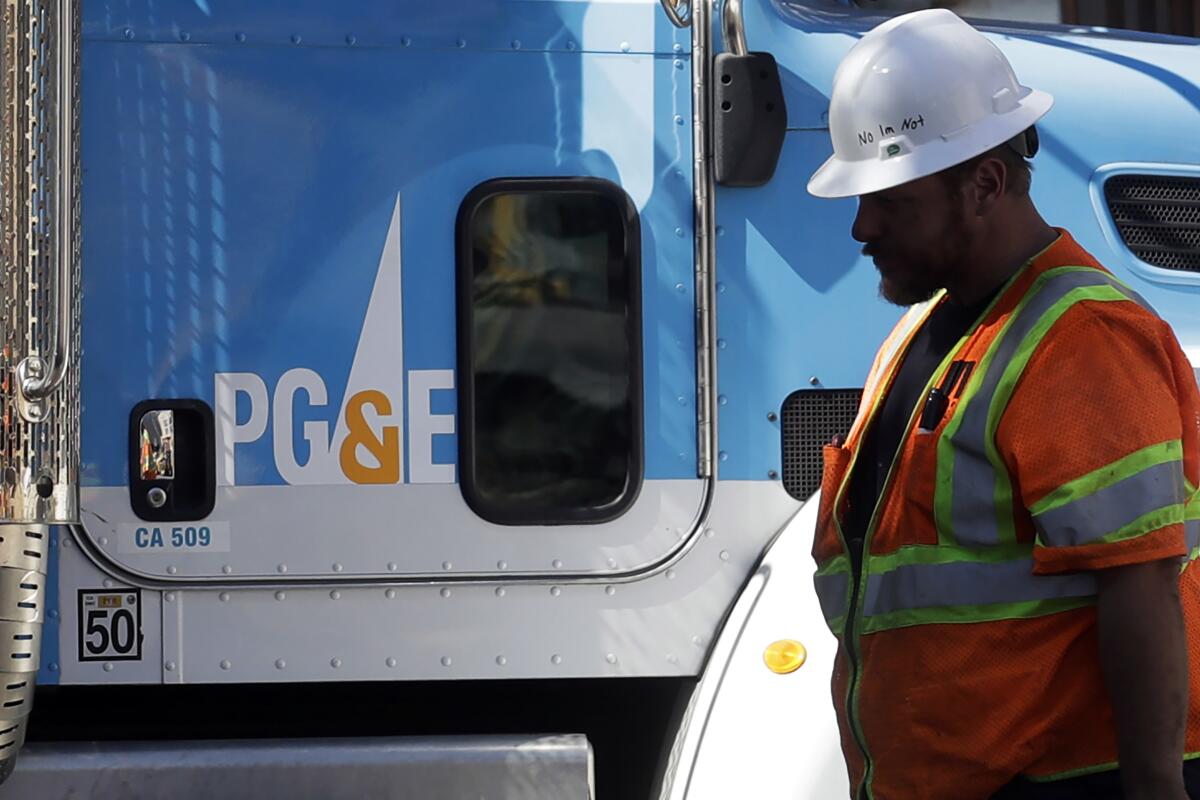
[763,639,807,674]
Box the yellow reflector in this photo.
[763,639,807,674]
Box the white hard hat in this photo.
[807,9,1053,199]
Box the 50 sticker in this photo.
[78,589,142,662]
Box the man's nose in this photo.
[851,197,882,245]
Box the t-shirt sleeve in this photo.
[996,299,1198,574]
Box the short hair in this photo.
[939,142,1033,198]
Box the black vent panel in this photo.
[781,389,862,501]
[1104,174,1200,273]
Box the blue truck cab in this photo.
[0,0,1195,796]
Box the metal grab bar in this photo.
[690,0,717,478]
[17,0,76,404]
[722,0,748,56]
[660,0,692,28]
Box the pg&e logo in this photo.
[213,368,455,487]
[212,197,455,488]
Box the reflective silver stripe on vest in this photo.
[945,269,1150,546]
[1034,459,1186,547]
[814,570,850,624]
[855,298,939,437]
[862,558,1096,617]
[1189,519,1200,558]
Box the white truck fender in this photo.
[658,489,849,800]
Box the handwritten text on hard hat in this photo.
[857,115,926,148]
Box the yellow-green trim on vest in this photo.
[1029,440,1182,516]
[934,267,1152,550]
[983,283,1154,543]
[815,555,851,635]
[859,554,1096,632]
[1025,752,1200,783]
[935,267,1103,546]
[828,296,944,800]
[1031,442,1184,547]
[1186,488,1200,566]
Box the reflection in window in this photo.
[457,179,642,525]
[139,409,176,480]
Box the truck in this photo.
[0,0,1196,796]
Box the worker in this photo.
[806,9,1200,800]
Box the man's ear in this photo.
[972,157,1007,216]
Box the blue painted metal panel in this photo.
[36,530,60,686]
[83,0,688,55]
[714,132,893,480]
[78,0,1199,493]
[80,4,697,487]
[714,0,1200,481]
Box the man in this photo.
[805,9,1200,800]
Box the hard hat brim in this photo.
[806,88,1054,199]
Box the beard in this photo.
[878,269,945,307]
[867,204,973,307]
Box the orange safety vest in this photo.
[813,230,1200,799]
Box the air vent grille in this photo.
[1104,175,1200,273]
[781,389,862,502]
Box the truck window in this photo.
[854,1,1062,24]
[456,178,643,525]
[856,0,1197,34]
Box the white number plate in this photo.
[117,522,231,554]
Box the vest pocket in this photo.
[815,444,853,561]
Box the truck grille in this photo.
[781,389,861,501]
[1104,174,1200,273]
